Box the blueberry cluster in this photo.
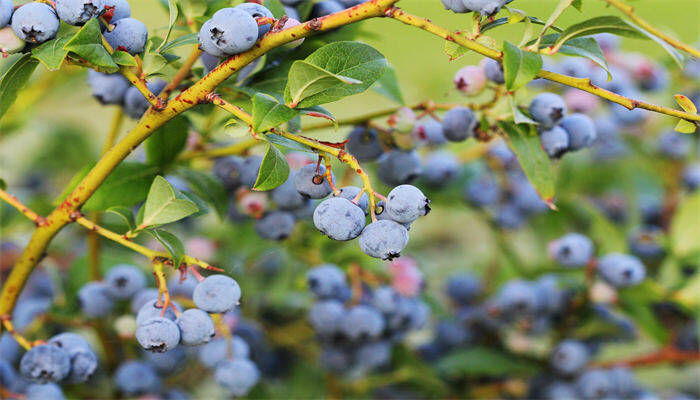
[306,264,429,376]
[441,0,514,17]
[87,74,166,119]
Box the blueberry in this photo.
[359,220,410,260]
[414,117,446,145]
[201,51,220,72]
[335,186,369,213]
[114,361,161,396]
[550,339,589,376]
[238,155,263,189]
[136,317,181,353]
[340,305,385,341]
[176,308,215,346]
[464,173,501,207]
[77,282,114,318]
[494,280,538,315]
[104,263,146,300]
[628,225,665,259]
[11,3,59,44]
[442,107,477,142]
[370,286,400,314]
[55,0,104,26]
[441,0,469,12]
[542,382,578,400]
[436,320,470,347]
[446,273,482,305]
[235,3,273,39]
[198,8,258,57]
[0,359,17,389]
[576,369,613,399]
[123,79,166,119]
[388,297,428,331]
[213,156,244,190]
[104,17,148,54]
[308,300,345,338]
[103,0,130,22]
[291,199,316,220]
[311,0,344,18]
[529,93,566,128]
[271,172,306,210]
[454,65,487,96]
[534,275,567,315]
[548,233,594,268]
[482,58,505,83]
[559,113,597,151]
[167,273,197,299]
[421,151,459,187]
[657,131,691,159]
[606,367,639,398]
[385,185,430,223]
[12,298,50,330]
[130,288,159,314]
[25,383,65,400]
[346,126,384,162]
[1,333,21,364]
[86,70,130,105]
[294,164,333,199]
[683,162,700,191]
[540,125,570,159]
[355,341,392,371]
[48,332,97,383]
[313,197,366,241]
[193,274,241,313]
[307,264,347,300]
[610,89,646,126]
[143,347,185,373]
[20,344,71,383]
[597,253,646,287]
[377,150,423,186]
[255,211,296,240]
[0,0,13,29]
[136,299,180,325]
[198,337,250,368]
[215,358,260,396]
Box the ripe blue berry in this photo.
[104,17,148,54]
[576,369,612,399]
[198,337,250,368]
[540,126,570,159]
[683,162,700,191]
[307,264,348,299]
[20,344,71,383]
[482,58,505,84]
[386,185,430,223]
[597,253,646,287]
[436,320,470,347]
[548,233,594,268]
[103,0,130,22]
[529,93,566,128]
[130,287,159,313]
[313,197,366,241]
[193,274,241,313]
[238,155,263,189]
[442,107,477,142]
[550,339,589,376]
[167,273,197,299]
[104,263,146,300]
[464,173,501,207]
[377,150,423,186]
[11,3,59,44]
[359,220,410,260]
[494,280,538,315]
[0,0,14,29]
[136,317,181,353]
[201,51,220,72]
[255,211,296,240]
[294,164,334,199]
[48,333,97,383]
[213,156,244,190]
[25,383,65,400]
[657,131,691,159]
[446,274,482,305]
[214,359,260,396]
[144,347,185,373]
[340,305,385,341]
[114,360,161,396]
[542,382,578,400]
[370,286,400,314]
[311,0,344,18]
[136,299,179,325]
[308,300,345,338]
[198,8,258,57]
[271,172,307,210]
[335,186,369,213]
[87,70,129,105]
[414,117,446,145]
[235,3,273,39]
[627,225,665,259]
[559,113,597,151]
[123,79,166,119]
[176,308,215,346]
[346,126,383,162]
[55,0,104,26]
[422,151,459,187]
[1,333,21,364]
[77,282,114,318]
[606,367,639,397]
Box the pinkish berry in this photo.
[454,65,487,96]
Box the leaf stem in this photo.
[178,137,261,161]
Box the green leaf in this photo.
[264,0,286,18]
[371,64,404,105]
[445,31,470,61]
[535,0,576,45]
[177,190,210,218]
[0,54,39,119]
[502,41,542,91]
[176,168,229,219]
[500,122,555,207]
[622,19,684,68]
[253,143,290,191]
[111,50,137,66]
[180,0,206,20]
[675,94,698,113]
[252,93,298,133]
[32,27,74,71]
[298,106,338,130]
[145,116,189,168]
[284,41,387,108]
[266,134,315,153]
[64,19,118,72]
[581,201,626,254]
[436,347,540,377]
[481,16,552,34]
[675,119,697,134]
[157,0,179,52]
[618,295,668,344]
[572,0,582,11]
[68,162,158,211]
[554,16,647,49]
[670,192,700,258]
[158,33,199,54]
[142,51,168,77]
[508,95,537,124]
[141,176,199,228]
[536,34,610,78]
[106,206,136,231]
[146,229,185,267]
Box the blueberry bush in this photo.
[0,0,699,398]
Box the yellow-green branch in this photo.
[178,137,261,161]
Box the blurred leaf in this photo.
[372,64,404,105]
[176,168,228,219]
[675,119,697,134]
[536,34,610,78]
[618,295,668,344]
[674,94,698,113]
[106,206,136,232]
[158,33,198,54]
[444,31,470,61]
[145,115,189,168]
[572,0,582,10]
[0,178,5,190]
[502,41,542,91]
[156,0,179,52]
[180,0,206,19]
[141,176,199,228]
[670,192,700,258]
[254,142,289,191]
[623,19,684,68]
[146,228,185,267]
[284,41,387,108]
[0,54,39,119]
[555,16,647,49]
[500,122,556,207]
[264,0,285,18]
[673,273,700,308]
[111,50,137,66]
[252,93,297,132]
[32,27,74,70]
[436,346,540,377]
[581,201,626,253]
[64,19,118,72]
